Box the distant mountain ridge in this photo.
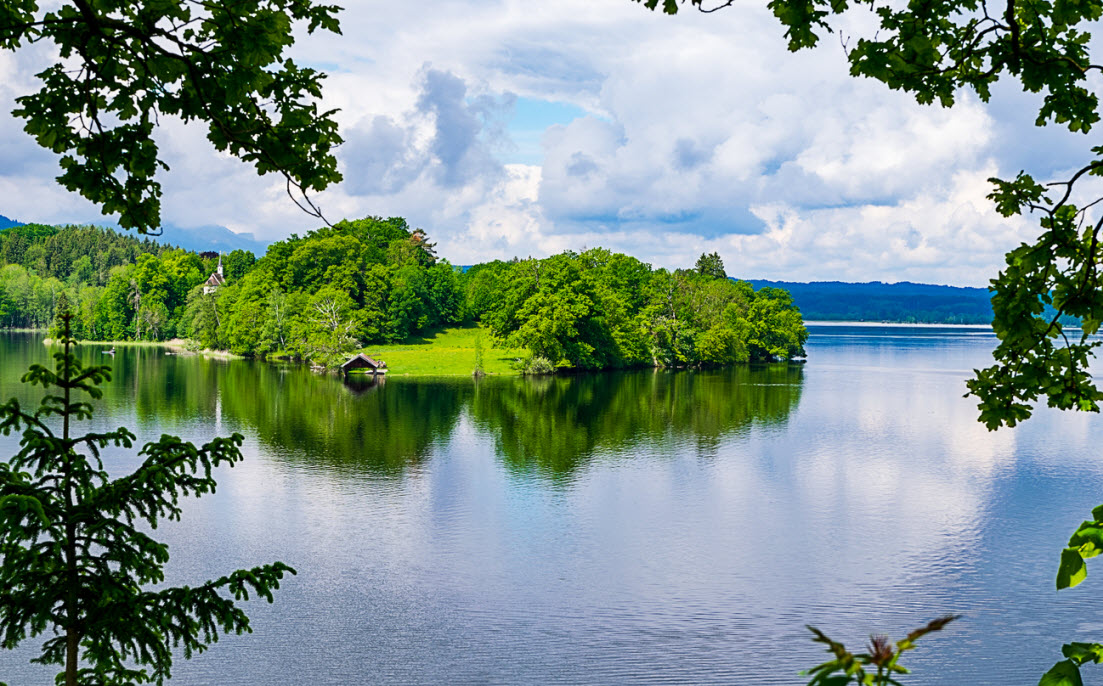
[746,279,994,324]
[0,214,23,230]
[151,223,270,255]
[0,212,268,255]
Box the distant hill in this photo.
[148,223,270,255]
[746,280,994,324]
[0,212,268,255]
[0,214,23,230]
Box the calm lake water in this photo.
[3,324,1103,684]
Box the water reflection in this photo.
[342,374,385,396]
[209,363,803,479]
[219,365,464,474]
[2,333,804,479]
[470,366,804,477]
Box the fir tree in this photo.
[0,313,294,685]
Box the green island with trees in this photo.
[0,221,809,374]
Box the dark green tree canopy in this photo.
[0,0,343,233]
[695,251,726,279]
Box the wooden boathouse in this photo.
[341,353,387,376]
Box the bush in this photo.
[526,356,556,375]
[512,353,556,375]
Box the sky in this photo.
[0,1,1097,286]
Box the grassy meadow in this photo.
[364,325,523,377]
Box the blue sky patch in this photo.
[502,97,589,165]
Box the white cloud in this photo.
[738,165,1035,284]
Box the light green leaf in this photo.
[1040,659,1084,686]
[1062,643,1103,665]
[1058,548,1088,590]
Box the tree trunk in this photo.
[61,322,79,686]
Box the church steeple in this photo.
[203,252,226,295]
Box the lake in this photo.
[3,324,1103,684]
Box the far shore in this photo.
[804,320,994,328]
[39,336,242,359]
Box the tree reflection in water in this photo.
[471,366,804,478]
[6,336,803,480]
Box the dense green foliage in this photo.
[0,0,342,232]
[0,316,293,685]
[695,251,726,280]
[1,224,165,282]
[1041,503,1103,685]
[0,223,249,340]
[208,217,463,365]
[467,249,807,370]
[1,223,806,371]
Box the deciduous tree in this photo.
[0,0,343,233]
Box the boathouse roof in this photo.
[341,353,385,371]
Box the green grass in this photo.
[365,324,523,377]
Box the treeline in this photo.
[746,279,1083,327]
[0,223,169,330]
[199,217,463,363]
[0,220,807,370]
[0,223,254,338]
[466,250,807,369]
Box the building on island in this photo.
[202,253,225,295]
[340,353,387,376]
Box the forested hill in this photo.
[0,212,268,254]
[746,280,994,324]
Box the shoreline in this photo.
[40,336,243,360]
[18,328,808,378]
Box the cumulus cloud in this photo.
[341,115,426,196]
[418,69,514,188]
[338,68,514,197]
[0,45,109,223]
[735,165,1035,284]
